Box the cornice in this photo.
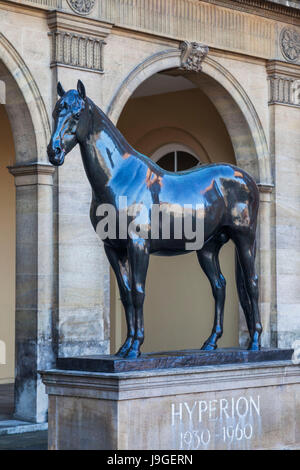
[204,0,300,24]
[40,361,300,401]
[4,0,300,24]
[47,10,113,39]
[0,0,47,19]
[266,59,300,78]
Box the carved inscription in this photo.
[171,394,261,449]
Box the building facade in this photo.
[0,0,299,424]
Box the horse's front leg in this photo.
[126,239,150,359]
[197,233,228,350]
[104,244,135,357]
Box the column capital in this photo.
[47,10,112,74]
[257,182,274,193]
[257,183,274,203]
[8,162,55,186]
[266,60,300,107]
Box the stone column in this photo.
[8,163,56,423]
[238,183,274,348]
[257,183,274,348]
[47,11,112,358]
[267,60,300,349]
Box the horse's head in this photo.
[47,80,87,166]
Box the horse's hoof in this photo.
[125,348,141,359]
[116,337,133,357]
[125,339,142,359]
[201,341,217,351]
[248,342,261,351]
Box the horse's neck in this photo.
[80,101,136,203]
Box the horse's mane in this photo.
[88,98,138,154]
[88,97,167,175]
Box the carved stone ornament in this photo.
[67,0,95,15]
[280,27,300,62]
[180,41,209,72]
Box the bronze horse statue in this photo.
[47,80,262,359]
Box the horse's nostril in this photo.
[55,147,61,155]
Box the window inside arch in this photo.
[156,151,200,172]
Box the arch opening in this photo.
[0,61,36,165]
[0,94,15,420]
[0,102,15,388]
[0,33,50,163]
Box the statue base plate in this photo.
[56,347,293,373]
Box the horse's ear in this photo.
[57,82,65,97]
[77,80,86,100]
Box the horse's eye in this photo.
[75,113,80,119]
[58,104,66,112]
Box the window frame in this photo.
[151,143,201,172]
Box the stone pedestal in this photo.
[41,360,300,450]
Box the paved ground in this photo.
[0,384,47,450]
[0,430,48,450]
[0,383,14,420]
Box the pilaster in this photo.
[267,60,300,106]
[46,11,111,359]
[257,183,275,348]
[266,60,300,349]
[8,162,56,423]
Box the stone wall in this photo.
[271,104,300,348]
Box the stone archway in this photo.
[107,44,274,349]
[107,46,271,185]
[0,33,50,161]
[0,33,55,423]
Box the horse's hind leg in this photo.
[235,249,254,343]
[232,233,262,350]
[104,245,135,357]
[197,232,229,351]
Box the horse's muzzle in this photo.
[47,144,65,166]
